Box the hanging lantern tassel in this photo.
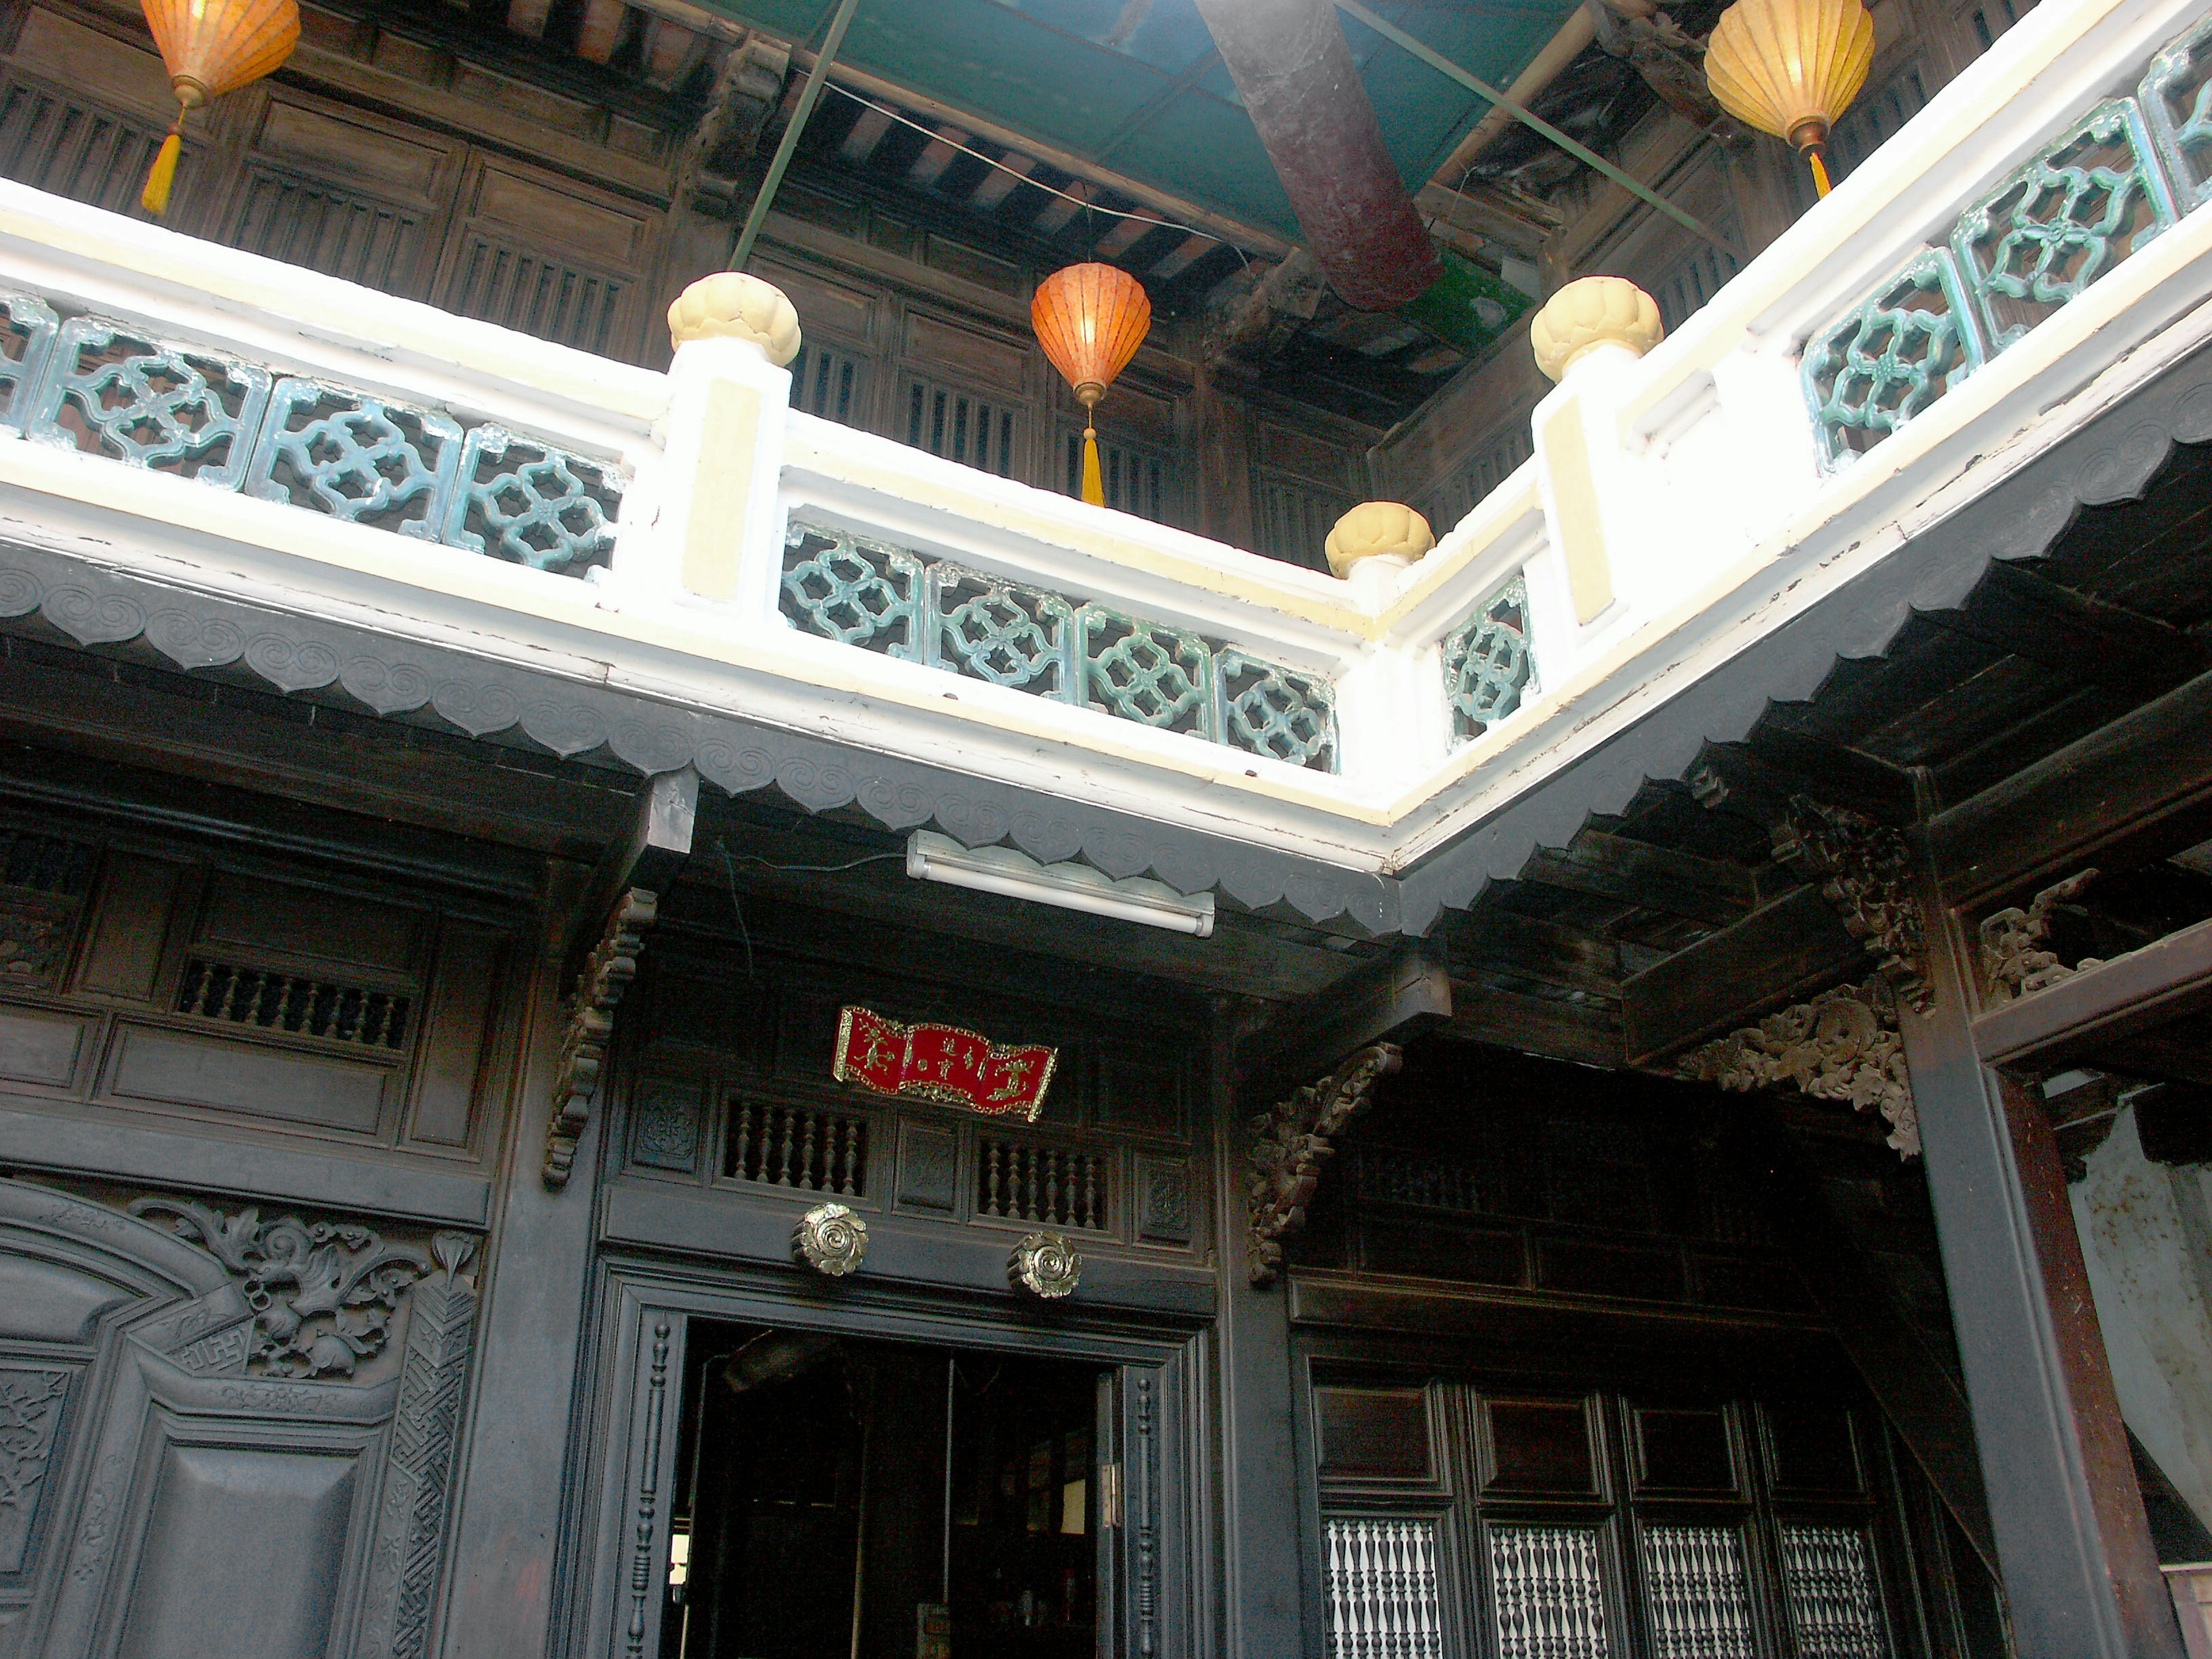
[140,96,195,218]
[1032,263,1151,512]
[1081,426,1104,505]
[1703,0,1872,202]
[137,0,301,218]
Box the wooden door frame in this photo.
[562,1256,1205,1659]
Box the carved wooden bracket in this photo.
[1676,977,1919,1157]
[1771,796,1933,1014]
[1247,1042,1403,1285]
[546,888,657,1186]
[543,767,696,1190]
[1979,869,2100,1003]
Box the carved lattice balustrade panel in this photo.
[29,316,271,486]
[1442,573,1538,744]
[1804,251,1985,470]
[0,283,627,574]
[778,519,1340,771]
[1802,12,2211,468]
[1953,100,2177,352]
[0,287,56,435]
[2144,12,2212,209]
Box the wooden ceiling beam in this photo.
[1931,664,2212,906]
[1933,560,2211,703]
[1517,829,1755,926]
[1621,886,1864,1066]
[1442,983,1624,1068]
[969,150,1035,210]
[1455,906,1621,996]
[506,0,553,39]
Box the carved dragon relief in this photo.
[546,887,657,1188]
[1248,1043,1404,1285]
[1771,796,1933,1014]
[1677,978,1919,1157]
[1979,869,2101,1003]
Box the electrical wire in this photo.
[821,81,1253,270]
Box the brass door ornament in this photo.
[1008,1230,1081,1298]
[794,1202,868,1276]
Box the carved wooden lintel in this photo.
[1772,796,1933,1014]
[1247,1043,1403,1285]
[1677,977,1919,1157]
[544,887,657,1187]
[1979,869,2100,1003]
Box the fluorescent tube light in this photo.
[905,830,1215,937]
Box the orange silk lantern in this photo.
[137,0,301,217]
[1032,263,1151,507]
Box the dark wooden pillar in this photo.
[1900,871,2183,1658]
[1209,1010,1321,1659]
[440,918,611,1658]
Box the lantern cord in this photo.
[1808,150,1833,198]
[141,120,183,218]
[822,83,1252,270]
[1081,425,1104,507]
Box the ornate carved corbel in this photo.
[545,888,656,1187]
[1247,1043,1403,1285]
[1677,977,1919,1157]
[1771,796,1933,1014]
[544,767,696,1188]
[1979,869,2100,1002]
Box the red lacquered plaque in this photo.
[832,1006,1057,1120]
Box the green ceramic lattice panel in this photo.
[444,427,624,575]
[30,317,271,487]
[778,517,1341,771]
[0,290,57,436]
[1079,608,1213,735]
[1803,248,1986,470]
[2142,12,2212,210]
[779,524,925,659]
[1953,99,2177,353]
[1218,651,1336,772]
[247,377,462,539]
[1442,574,1536,743]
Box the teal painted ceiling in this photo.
[694,0,1582,241]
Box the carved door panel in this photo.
[0,1179,479,1659]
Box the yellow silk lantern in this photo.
[1705,0,1873,197]
[138,0,301,216]
[1032,263,1151,507]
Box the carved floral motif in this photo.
[128,1198,433,1377]
[1248,1043,1404,1284]
[793,1202,868,1277]
[1008,1230,1082,1298]
[1772,797,1932,1013]
[1677,978,1919,1157]
[1979,869,2100,1002]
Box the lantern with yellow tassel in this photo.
[1032,263,1150,508]
[1704,0,1874,198]
[138,0,301,217]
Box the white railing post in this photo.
[1524,277,1666,667]
[1325,502,1450,790]
[625,272,801,620]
